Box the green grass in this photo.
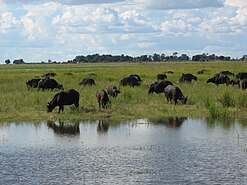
[0,61,246,122]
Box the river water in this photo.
[0,118,247,185]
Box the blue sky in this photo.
[0,0,246,63]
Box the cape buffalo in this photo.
[179,73,197,83]
[236,72,247,80]
[107,86,121,97]
[26,78,41,89]
[229,79,240,87]
[79,78,96,86]
[120,75,140,87]
[197,69,209,74]
[96,89,110,109]
[164,85,187,104]
[148,81,173,94]
[42,72,57,78]
[207,74,230,85]
[157,73,167,80]
[242,78,247,90]
[47,89,80,113]
[220,70,234,76]
[38,78,64,91]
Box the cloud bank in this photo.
[0,0,246,63]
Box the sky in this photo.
[0,0,247,63]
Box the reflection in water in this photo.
[1,117,247,185]
[47,120,80,135]
[97,120,109,134]
[149,117,187,128]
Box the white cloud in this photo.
[134,0,224,10]
[225,0,247,7]
[0,12,19,33]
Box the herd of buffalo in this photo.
[25,71,247,113]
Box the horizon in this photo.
[0,0,247,64]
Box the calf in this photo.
[79,78,96,86]
[96,89,110,108]
[179,73,197,83]
[164,85,187,104]
[107,86,121,97]
[47,89,80,113]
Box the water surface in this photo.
[0,118,247,185]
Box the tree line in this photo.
[4,53,247,64]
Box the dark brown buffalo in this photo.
[38,78,64,91]
[120,75,141,87]
[164,85,187,104]
[179,73,197,83]
[229,79,240,87]
[197,69,210,74]
[236,72,247,80]
[26,78,41,89]
[220,70,234,76]
[242,78,247,90]
[79,78,96,86]
[148,81,173,94]
[207,74,230,85]
[157,73,167,80]
[47,89,79,113]
[107,86,121,97]
[42,72,57,78]
[96,89,110,108]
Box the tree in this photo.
[5,59,11,65]
[13,59,25,64]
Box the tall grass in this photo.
[0,62,246,122]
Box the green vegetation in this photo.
[0,62,246,122]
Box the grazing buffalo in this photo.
[220,70,234,76]
[26,78,41,89]
[206,74,230,85]
[157,73,167,81]
[197,69,210,74]
[229,79,240,87]
[42,72,57,78]
[38,78,64,91]
[242,78,247,90]
[96,89,110,109]
[179,73,197,83]
[164,71,174,74]
[120,75,141,87]
[236,72,247,80]
[148,81,173,94]
[107,86,121,97]
[164,85,187,104]
[79,78,96,86]
[47,89,80,113]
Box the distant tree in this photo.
[240,55,247,61]
[13,59,25,64]
[178,54,189,61]
[5,59,11,65]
